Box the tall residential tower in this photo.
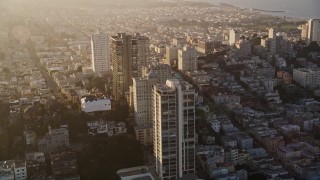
[91,30,110,76]
[153,79,196,179]
[229,29,240,46]
[307,19,320,43]
[132,63,172,146]
[111,33,149,101]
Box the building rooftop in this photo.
[117,166,157,180]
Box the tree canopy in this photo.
[78,134,144,180]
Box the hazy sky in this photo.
[1,0,319,18]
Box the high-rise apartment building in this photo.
[261,38,276,54]
[172,37,186,46]
[136,34,150,77]
[153,79,196,179]
[141,63,172,84]
[165,45,178,66]
[229,29,240,46]
[91,30,110,75]
[133,63,172,146]
[268,28,275,39]
[301,24,309,40]
[111,33,149,101]
[236,39,252,57]
[307,19,320,43]
[178,46,197,72]
[197,40,213,54]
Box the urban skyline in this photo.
[0,0,320,180]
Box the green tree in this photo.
[78,134,144,180]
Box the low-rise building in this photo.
[0,160,15,180]
[87,120,127,136]
[25,152,47,180]
[38,126,70,153]
[0,160,27,180]
[14,161,27,180]
[236,133,253,150]
[50,152,80,180]
[80,96,111,113]
[117,166,156,180]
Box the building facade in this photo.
[111,33,149,101]
[236,39,252,57]
[307,19,320,43]
[197,40,213,54]
[91,30,110,75]
[293,68,320,88]
[133,63,172,146]
[229,29,240,46]
[153,79,196,179]
[178,46,197,72]
[37,127,70,153]
[0,160,27,180]
[50,152,80,180]
[165,45,178,66]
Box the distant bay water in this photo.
[191,0,320,19]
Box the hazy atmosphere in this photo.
[0,0,320,179]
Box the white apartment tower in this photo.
[153,79,196,179]
[301,23,309,40]
[229,29,240,45]
[178,46,197,72]
[307,19,320,43]
[268,28,275,39]
[91,30,110,76]
[133,63,172,146]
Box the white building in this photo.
[307,19,320,43]
[301,23,309,40]
[178,46,197,72]
[153,79,196,179]
[14,161,27,180]
[141,63,172,84]
[81,96,111,113]
[268,28,275,39]
[133,73,157,126]
[87,120,110,136]
[133,64,172,146]
[262,78,275,92]
[132,74,156,145]
[229,29,240,45]
[91,30,110,76]
[87,120,127,136]
[293,68,320,88]
[210,120,221,133]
